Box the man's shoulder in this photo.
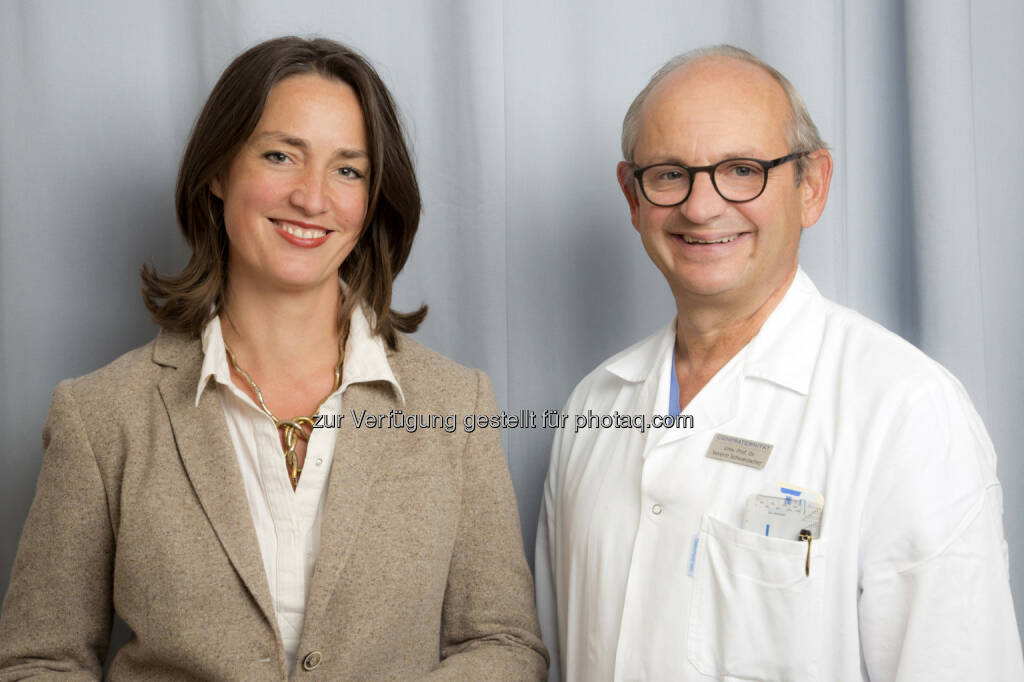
[817,296,963,391]
[811,295,988,460]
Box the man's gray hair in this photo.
[621,45,827,181]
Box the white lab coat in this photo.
[536,269,1024,681]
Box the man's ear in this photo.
[799,149,833,228]
[617,161,642,228]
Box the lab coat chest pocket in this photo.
[688,513,827,681]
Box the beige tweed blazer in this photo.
[0,331,547,680]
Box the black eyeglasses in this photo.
[632,152,808,206]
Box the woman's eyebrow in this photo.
[253,131,306,148]
[253,131,367,160]
[335,148,368,160]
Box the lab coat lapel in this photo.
[302,380,401,630]
[154,336,278,632]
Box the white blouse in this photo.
[195,308,403,674]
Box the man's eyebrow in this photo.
[252,131,369,160]
[717,148,767,159]
[645,149,768,165]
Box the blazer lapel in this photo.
[301,380,401,630]
[153,333,278,631]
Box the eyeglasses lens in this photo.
[641,160,767,205]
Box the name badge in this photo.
[705,433,773,469]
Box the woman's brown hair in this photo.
[141,36,425,348]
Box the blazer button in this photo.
[302,650,323,671]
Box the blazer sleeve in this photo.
[0,380,114,680]
[425,370,549,681]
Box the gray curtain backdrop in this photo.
[3,0,1023,650]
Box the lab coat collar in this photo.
[603,319,677,384]
[743,268,825,395]
[604,267,825,396]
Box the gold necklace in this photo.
[224,342,343,490]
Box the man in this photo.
[535,45,1024,681]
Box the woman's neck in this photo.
[219,279,344,412]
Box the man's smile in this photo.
[679,233,741,244]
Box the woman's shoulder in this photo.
[60,331,198,409]
[389,333,495,409]
[390,333,473,375]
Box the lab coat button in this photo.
[651,503,663,515]
[302,650,322,671]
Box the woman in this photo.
[0,36,546,680]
